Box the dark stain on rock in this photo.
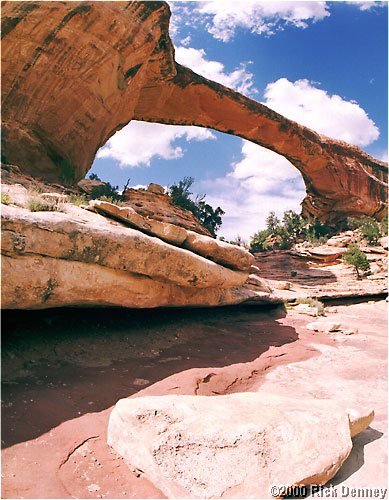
[124,63,142,80]
[42,278,57,303]
[1,2,39,40]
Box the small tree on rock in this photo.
[265,211,280,233]
[342,244,370,280]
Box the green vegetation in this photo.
[88,173,123,201]
[68,193,88,206]
[1,193,11,205]
[168,177,224,237]
[27,196,63,212]
[250,210,333,252]
[342,244,370,279]
[250,210,388,253]
[346,216,381,245]
[380,213,388,236]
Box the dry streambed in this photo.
[2,300,387,498]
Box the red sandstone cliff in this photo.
[1,1,387,222]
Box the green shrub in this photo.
[96,195,124,205]
[250,228,271,252]
[68,193,88,206]
[380,213,388,236]
[1,193,11,205]
[343,244,370,279]
[282,210,305,238]
[346,216,381,244]
[249,210,334,252]
[27,196,63,212]
[265,211,280,233]
[168,177,224,237]
[88,173,122,201]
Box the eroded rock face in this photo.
[107,393,373,499]
[90,200,254,271]
[1,1,387,222]
[122,186,212,236]
[1,198,275,309]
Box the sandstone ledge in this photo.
[1,203,278,309]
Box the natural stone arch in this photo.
[1,1,387,222]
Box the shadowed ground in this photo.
[2,300,386,499]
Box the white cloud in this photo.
[187,1,330,42]
[263,78,379,147]
[200,142,306,241]
[352,1,386,11]
[175,46,257,95]
[179,35,192,47]
[201,78,380,239]
[97,121,215,167]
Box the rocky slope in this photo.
[252,234,388,302]
[1,183,280,310]
[1,1,387,222]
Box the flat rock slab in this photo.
[90,200,254,272]
[108,393,372,499]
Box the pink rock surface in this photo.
[2,301,387,498]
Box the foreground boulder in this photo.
[1,1,387,221]
[108,393,373,499]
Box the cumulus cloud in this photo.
[263,78,379,147]
[175,46,257,95]
[352,1,387,11]
[202,78,380,240]
[200,142,306,241]
[97,121,215,167]
[174,1,330,42]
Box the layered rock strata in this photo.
[1,195,276,309]
[1,1,387,222]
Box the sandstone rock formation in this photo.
[251,245,388,302]
[1,1,387,222]
[90,200,254,271]
[1,190,274,309]
[122,186,212,236]
[107,393,374,499]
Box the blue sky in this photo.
[90,0,388,240]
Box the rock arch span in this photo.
[1,1,387,222]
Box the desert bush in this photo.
[265,211,280,233]
[294,297,325,315]
[68,193,88,206]
[380,213,388,236]
[168,177,224,237]
[346,216,381,244]
[342,244,370,279]
[250,228,272,252]
[27,196,63,212]
[249,210,334,252]
[88,173,122,201]
[1,193,11,205]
